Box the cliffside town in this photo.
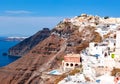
[0,14,120,84]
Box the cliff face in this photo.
[0,35,66,84]
[8,28,51,56]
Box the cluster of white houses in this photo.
[61,25,120,83]
[56,14,120,84]
[62,27,120,70]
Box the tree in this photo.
[104,16,109,19]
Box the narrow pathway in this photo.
[26,38,67,84]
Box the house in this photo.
[115,30,120,55]
[63,18,71,23]
[110,29,120,59]
[62,54,82,71]
[89,42,109,58]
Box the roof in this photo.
[64,54,80,57]
[64,54,81,63]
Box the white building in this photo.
[108,39,116,52]
[115,30,120,55]
[62,54,82,71]
[89,42,108,58]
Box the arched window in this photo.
[104,52,107,57]
[70,63,73,67]
[66,63,69,66]
[75,64,78,66]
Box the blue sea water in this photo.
[0,37,20,67]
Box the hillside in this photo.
[0,14,118,84]
[8,28,51,56]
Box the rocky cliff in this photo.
[0,14,116,84]
[8,28,51,56]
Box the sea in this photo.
[0,37,20,67]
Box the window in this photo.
[75,64,78,66]
[104,52,107,57]
[114,43,116,46]
[70,63,73,67]
[66,63,69,66]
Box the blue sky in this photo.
[0,0,120,36]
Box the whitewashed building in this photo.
[89,42,108,58]
[115,30,120,55]
[62,54,82,71]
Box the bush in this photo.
[69,69,80,75]
[104,16,109,19]
[111,68,120,76]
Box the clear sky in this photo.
[0,0,120,36]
